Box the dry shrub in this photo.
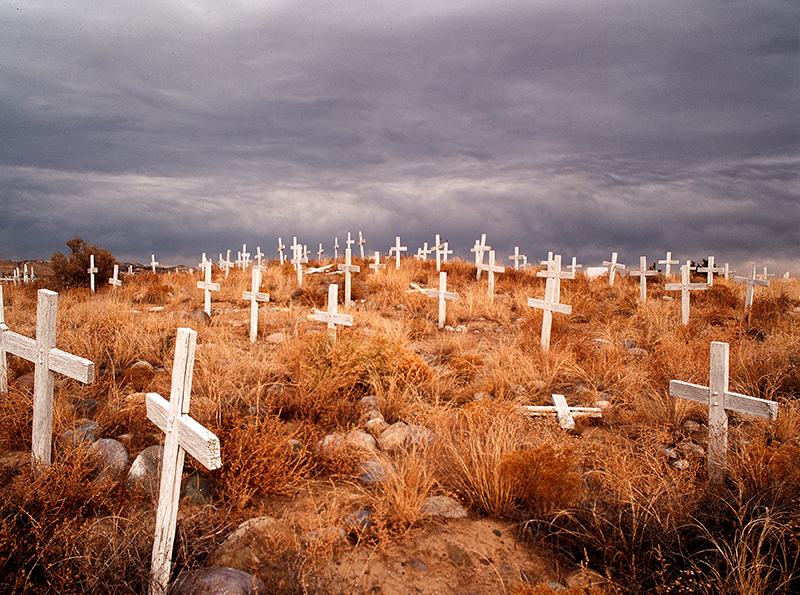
[512,583,613,595]
[501,444,581,517]
[51,236,116,290]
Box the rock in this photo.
[343,510,373,534]
[364,418,390,437]
[182,471,213,505]
[301,526,347,546]
[627,347,648,357]
[187,308,211,325]
[408,557,430,572]
[472,392,492,401]
[209,517,294,570]
[359,408,384,425]
[407,424,435,446]
[672,459,691,470]
[377,422,411,453]
[595,400,612,411]
[172,567,267,595]
[357,459,395,485]
[455,325,467,333]
[545,581,567,592]
[564,567,609,588]
[126,445,163,494]
[447,543,473,567]
[89,438,129,483]
[359,395,383,411]
[662,295,674,301]
[130,360,155,370]
[75,398,102,415]
[347,429,378,452]
[420,495,468,519]
[265,332,286,344]
[60,419,103,448]
[679,441,705,460]
[316,433,345,456]
[13,373,34,392]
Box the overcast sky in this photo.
[1,0,798,274]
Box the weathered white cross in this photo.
[509,247,525,271]
[333,237,340,261]
[670,341,778,482]
[277,238,286,266]
[0,285,5,393]
[242,267,270,343]
[389,237,407,270]
[628,256,657,301]
[338,248,360,308]
[358,231,366,259]
[109,264,122,290]
[658,251,679,279]
[369,251,386,275]
[0,290,94,468]
[697,256,724,287]
[291,243,307,287]
[196,261,220,316]
[198,253,207,270]
[480,250,505,302]
[723,263,734,280]
[567,256,582,276]
[471,234,491,279]
[87,254,98,292]
[240,244,250,269]
[521,394,602,430]
[442,242,453,263]
[433,235,446,271]
[255,247,264,267]
[540,251,554,268]
[220,250,233,278]
[665,260,707,324]
[734,262,769,309]
[146,328,222,595]
[314,284,353,335]
[536,253,574,296]
[424,272,459,329]
[346,232,355,252]
[529,256,572,352]
[602,252,625,287]
[151,255,159,273]
[317,243,325,262]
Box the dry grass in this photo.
[1,260,799,593]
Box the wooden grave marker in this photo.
[521,394,602,430]
[471,234,490,279]
[433,235,445,271]
[277,238,286,265]
[602,252,625,287]
[424,271,459,329]
[659,251,679,279]
[338,248,360,308]
[665,260,707,324]
[333,237,339,261]
[346,232,355,252]
[697,256,724,288]
[628,256,657,301]
[317,243,325,262]
[567,256,582,276]
[480,250,505,302]
[734,262,769,309]
[240,244,250,269]
[529,256,572,352]
[146,328,222,595]
[509,247,525,270]
[723,263,734,280]
[0,290,94,468]
[242,267,270,343]
[109,264,122,290]
[220,250,233,278]
[670,341,778,482]
[358,231,366,259]
[0,285,5,393]
[442,242,453,263]
[314,284,353,336]
[198,253,207,270]
[197,261,220,315]
[537,252,574,295]
[87,254,98,292]
[369,251,386,275]
[151,254,159,273]
[389,236,407,270]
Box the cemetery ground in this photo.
[1,256,800,594]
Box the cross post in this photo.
[242,267,270,343]
[314,284,353,336]
[567,256,582,276]
[734,263,769,309]
[628,256,657,301]
[658,251,679,279]
[697,256,724,287]
[369,251,386,275]
[389,236,407,270]
[665,261,707,324]
[277,238,286,266]
[424,271,459,329]
[333,237,340,261]
[529,257,572,352]
[358,231,366,260]
[471,234,490,279]
[480,250,505,302]
[197,261,220,315]
[602,252,625,287]
[509,247,525,270]
[337,248,360,308]
[109,264,122,290]
[87,254,98,292]
[151,255,159,273]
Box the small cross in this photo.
[536,253,574,297]
[602,252,625,287]
[665,260,707,324]
[198,253,207,270]
[333,237,340,261]
[277,238,286,266]
[389,236,407,270]
[255,247,264,267]
[697,256,724,287]
[369,251,386,275]
[151,254,159,273]
[240,244,250,269]
[317,243,325,262]
[314,284,353,335]
[424,271,459,329]
[346,232,355,251]
[337,248,360,308]
[658,251,679,279]
[734,262,769,309]
[480,250,505,302]
[109,264,122,290]
[471,234,491,279]
[197,261,220,315]
[87,254,99,292]
[242,267,270,343]
[723,263,734,280]
[567,256,582,275]
[290,243,308,287]
[628,256,657,301]
[433,234,446,271]
[220,250,233,278]
[521,394,602,430]
[508,247,525,271]
[358,231,366,259]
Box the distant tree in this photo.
[51,237,116,289]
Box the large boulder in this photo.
[171,567,266,595]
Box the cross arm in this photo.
[3,329,37,362]
[669,380,778,420]
[734,276,770,287]
[527,298,572,315]
[2,331,93,383]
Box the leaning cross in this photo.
[471,234,490,279]
[358,232,366,259]
[369,251,386,275]
[697,256,724,288]
[670,341,778,482]
[277,238,286,266]
[665,261,707,325]
[338,248,360,308]
[242,267,270,343]
[529,257,572,352]
[146,328,222,595]
[317,243,325,262]
[197,261,220,316]
[389,237,407,270]
[109,264,122,290]
[658,251,679,279]
[521,394,602,430]
[628,256,657,301]
[314,284,353,335]
[424,271,459,329]
[734,262,769,309]
[0,290,94,468]
[602,252,625,287]
[87,254,98,292]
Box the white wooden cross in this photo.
[317,243,325,262]
[389,237,407,270]
[240,244,250,269]
[0,290,94,468]
[0,285,6,393]
[442,242,453,263]
[628,256,657,301]
[146,328,222,595]
[567,256,582,276]
[529,256,572,352]
[346,232,355,252]
[314,284,353,335]
[670,341,778,482]
[658,251,679,279]
[198,253,207,270]
[291,242,308,287]
[760,266,774,281]
[109,264,122,290]
[433,234,446,271]
[536,253,574,296]
[369,251,386,275]
[197,261,220,315]
[723,263,734,280]
[734,262,770,309]
[87,254,98,292]
[424,271,459,329]
[333,237,340,261]
[220,250,233,278]
[480,250,505,302]
[151,254,159,273]
[242,267,270,343]
[602,252,625,287]
[521,394,602,430]
[277,238,286,265]
[540,251,554,268]
[358,231,366,259]
[255,247,264,267]
[697,256,724,287]
[418,242,431,261]
[509,247,525,270]
[338,248,360,308]
[471,234,490,279]
[665,260,707,324]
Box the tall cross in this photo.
[369,251,386,275]
[529,256,572,352]
[697,256,724,287]
[602,252,625,287]
[87,254,98,292]
[665,260,707,324]
[0,290,94,468]
[242,267,270,343]
[670,341,778,482]
[151,254,159,273]
[314,284,353,335]
[146,328,222,595]
[109,264,122,290]
[480,250,505,303]
[509,247,525,271]
[197,261,220,315]
[277,238,286,266]
[734,262,769,309]
[389,236,407,270]
[658,251,679,279]
[424,271,459,329]
[358,231,366,259]
[337,248,360,308]
[471,234,490,279]
[628,256,657,301]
